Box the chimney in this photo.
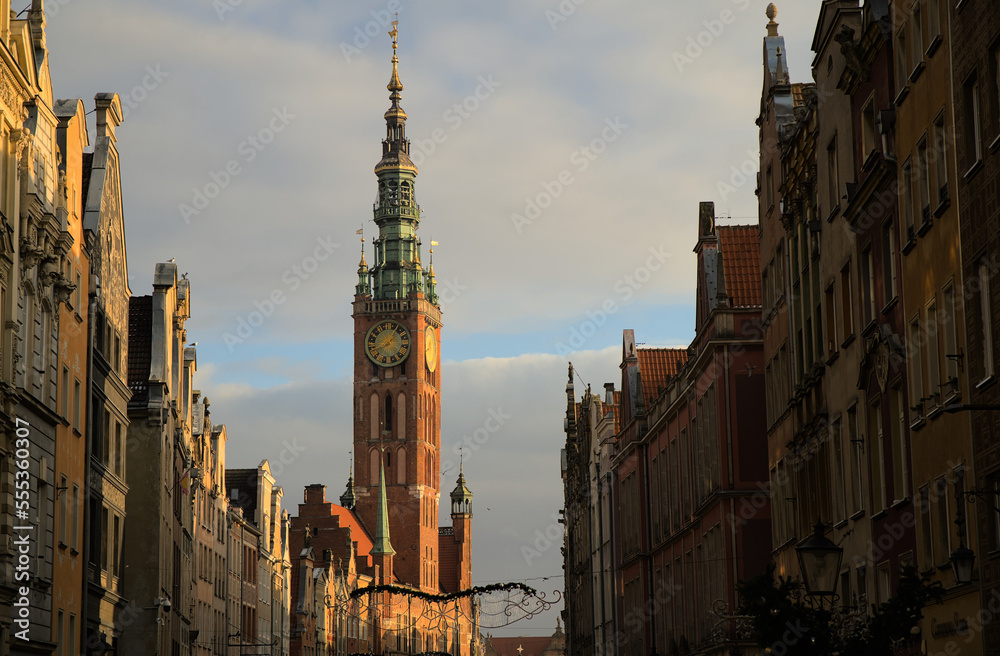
[304,484,326,505]
[603,383,615,406]
[93,93,123,144]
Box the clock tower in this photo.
[352,23,443,592]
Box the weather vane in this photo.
[389,14,399,52]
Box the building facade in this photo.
[891,0,982,650]
[806,0,874,618]
[1,5,100,654]
[82,92,132,656]
[560,366,593,656]
[50,94,90,656]
[122,263,194,656]
[561,374,620,656]
[0,1,33,646]
[192,409,230,655]
[952,0,1000,651]
[226,461,292,655]
[228,506,261,656]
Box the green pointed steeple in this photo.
[371,456,395,556]
[370,21,435,305]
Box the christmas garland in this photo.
[349,581,538,602]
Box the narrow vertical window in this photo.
[926,0,941,43]
[919,485,933,566]
[870,400,886,512]
[917,138,930,227]
[860,246,875,325]
[862,97,878,159]
[909,3,923,73]
[965,74,983,167]
[61,366,69,417]
[73,379,81,431]
[827,135,839,215]
[841,262,854,340]
[384,394,393,432]
[831,417,846,523]
[933,115,949,207]
[71,485,79,549]
[933,476,950,565]
[889,386,907,503]
[926,299,941,405]
[882,222,897,301]
[909,316,924,416]
[902,158,915,242]
[980,262,995,380]
[895,28,908,95]
[849,405,864,514]
[58,475,68,544]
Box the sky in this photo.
[42,0,818,637]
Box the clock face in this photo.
[366,321,410,366]
[425,327,437,373]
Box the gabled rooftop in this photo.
[636,348,688,407]
[717,225,762,308]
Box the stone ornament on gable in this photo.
[10,128,33,166]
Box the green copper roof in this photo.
[371,458,395,556]
[357,33,439,307]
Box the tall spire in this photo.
[340,453,357,510]
[371,19,430,303]
[388,19,403,97]
[356,233,371,297]
[371,455,395,556]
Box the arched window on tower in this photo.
[397,447,406,484]
[384,394,393,433]
[369,449,379,485]
[370,393,379,441]
[397,393,406,440]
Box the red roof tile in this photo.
[717,225,761,308]
[791,82,815,108]
[329,504,375,561]
[636,348,687,407]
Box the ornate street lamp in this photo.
[796,520,843,597]
[949,542,976,585]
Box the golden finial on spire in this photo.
[388,16,403,93]
[357,226,368,269]
[428,240,438,276]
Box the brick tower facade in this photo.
[351,22,446,593]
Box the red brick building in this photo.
[613,203,770,656]
[287,26,477,656]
